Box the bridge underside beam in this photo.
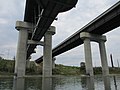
[35,1,120,66]
[24,0,78,59]
[52,1,120,56]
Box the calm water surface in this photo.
[0,75,120,90]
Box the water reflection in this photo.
[0,77,13,90]
[1,75,118,90]
[12,77,42,90]
[42,77,53,90]
[113,76,117,90]
[87,76,95,90]
[13,77,25,90]
[103,76,111,90]
[81,76,95,90]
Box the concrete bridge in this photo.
[14,0,120,80]
[35,0,120,75]
[14,0,78,77]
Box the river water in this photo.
[0,75,120,90]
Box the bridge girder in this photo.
[24,0,78,59]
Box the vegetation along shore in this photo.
[0,57,120,76]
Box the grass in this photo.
[0,59,120,75]
[53,64,81,75]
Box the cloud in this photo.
[52,0,119,46]
[105,27,120,66]
[0,0,120,67]
[55,45,85,66]
[0,18,8,25]
[52,0,120,66]
[0,0,25,59]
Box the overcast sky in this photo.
[0,0,120,67]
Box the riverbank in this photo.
[0,59,120,75]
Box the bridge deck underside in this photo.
[23,0,78,59]
[52,2,120,56]
[35,1,120,63]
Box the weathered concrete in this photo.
[28,40,44,46]
[13,77,25,90]
[80,32,111,89]
[80,33,93,76]
[43,26,55,77]
[83,38,93,76]
[103,76,111,90]
[86,76,95,90]
[42,77,52,90]
[15,21,33,77]
[99,39,111,90]
[99,39,109,75]
[80,32,109,76]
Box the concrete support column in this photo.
[42,77,52,90]
[80,32,110,76]
[99,40,109,75]
[80,32,111,89]
[43,26,55,77]
[83,38,93,76]
[86,77,95,90]
[15,28,28,77]
[80,33,93,76]
[13,78,25,90]
[15,21,33,77]
[99,39,111,90]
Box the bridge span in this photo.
[14,0,78,77]
[35,1,120,63]
[24,0,78,59]
[14,0,120,81]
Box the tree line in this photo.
[0,56,42,75]
[0,56,120,75]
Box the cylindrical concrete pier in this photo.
[15,28,28,77]
[80,32,111,90]
[43,26,55,77]
[15,21,33,77]
[83,38,94,76]
[99,40,109,75]
[80,32,94,76]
